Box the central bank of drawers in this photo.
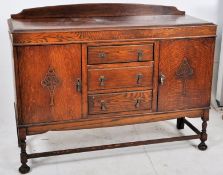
[87,44,154,115]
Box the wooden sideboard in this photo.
[8,3,216,174]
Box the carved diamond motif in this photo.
[176,58,194,95]
[41,67,60,106]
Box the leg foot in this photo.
[19,164,30,174]
[176,117,185,129]
[198,110,209,151]
[198,142,208,151]
[18,129,30,174]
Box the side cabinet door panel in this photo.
[158,38,215,112]
[17,44,82,124]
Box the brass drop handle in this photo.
[135,99,141,108]
[136,74,143,84]
[99,52,106,58]
[99,76,105,86]
[76,78,81,92]
[137,50,143,61]
[160,73,166,85]
[100,100,107,111]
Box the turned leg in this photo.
[198,110,209,151]
[18,129,30,174]
[176,117,185,129]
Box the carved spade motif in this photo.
[41,67,60,106]
[175,58,194,96]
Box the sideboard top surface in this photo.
[8,3,214,33]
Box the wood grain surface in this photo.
[88,90,152,114]
[11,3,185,19]
[158,38,215,111]
[17,44,82,124]
[88,62,153,91]
[25,109,206,134]
[9,4,216,135]
[88,44,153,64]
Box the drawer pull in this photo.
[159,73,166,85]
[101,100,107,111]
[98,52,106,58]
[136,74,143,84]
[137,50,143,61]
[135,99,141,108]
[76,78,81,92]
[99,76,105,86]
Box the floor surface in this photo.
[0,109,223,175]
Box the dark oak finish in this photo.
[27,134,199,159]
[8,4,216,174]
[11,3,185,19]
[18,128,30,174]
[198,110,209,150]
[177,117,185,129]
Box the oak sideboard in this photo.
[8,3,216,174]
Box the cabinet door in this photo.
[17,44,82,124]
[158,38,215,112]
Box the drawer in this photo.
[88,44,153,64]
[88,62,153,91]
[88,90,152,114]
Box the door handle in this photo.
[159,73,166,85]
[76,78,81,92]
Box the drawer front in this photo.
[88,44,153,64]
[88,90,152,114]
[88,63,153,91]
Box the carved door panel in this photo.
[17,44,82,124]
[158,38,215,112]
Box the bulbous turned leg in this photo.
[176,117,185,129]
[18,129,30,174]
[198,110,209,151]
